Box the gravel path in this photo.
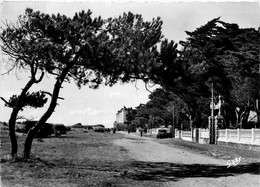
[113,132,260,187]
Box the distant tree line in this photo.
[126,18,259,131]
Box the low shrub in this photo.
[53,124,67,135]
[24,121,54,138]
[66,126,71,131]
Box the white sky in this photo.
[0,1,259,127]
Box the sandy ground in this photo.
[114,132,260,187]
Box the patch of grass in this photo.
[0,129,159,187]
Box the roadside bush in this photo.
[0,122,9,130]
[24,121,36,133]
[53,124,67,135]
[94,127,105,132]
[15,123,26,133]
[24,121,54,138]
[36,123,54,138]
[66,126,71,131]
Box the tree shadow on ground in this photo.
[125,161,260,182]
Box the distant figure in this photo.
[128,128,130,134]
[140,128,143,137]
[113,128,116,134]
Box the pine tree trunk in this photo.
[23,65,71,158]
[23,127,36,158]
[235,108,244,128]
[8,78,36,157]
[23,107,55,158]
[254,99,260,128]
[257,110,260,128]
[8,113,18,157]
[241,109,250,128]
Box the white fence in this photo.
[175,129,193,141]
[147,128,160,135]
[175,128,260,146]
[198,129,209,144]
[217,128,260,145]
[149,127,260,146]
[200,129,209,138]
[181,130,192,141]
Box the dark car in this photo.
[94,127,105,132]
[156,129,168,139]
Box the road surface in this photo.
[113,132,260,187]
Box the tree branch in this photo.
[145,82,153,93]
[35,71,44,83]
[41,91,64,100]
[48,71,60,77]
[0,97,11,106]
[1,62,17,76]
[134,80,140,90]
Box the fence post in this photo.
[237,128,240,143]
[251,128,255,144]
[192,128,195,141]
[199,128,201,141]
[226,129,228,142]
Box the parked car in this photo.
[94,127,105,132]
[156,129,168,139]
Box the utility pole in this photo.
[255,27,260,128]
[172,105,175,138]
[167,103,175,138]
[210,82,215,144]
[258,27,260,128]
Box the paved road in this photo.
[113,132,260,187]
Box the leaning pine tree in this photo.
[0,11,51,157]
[1,8,163,158]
